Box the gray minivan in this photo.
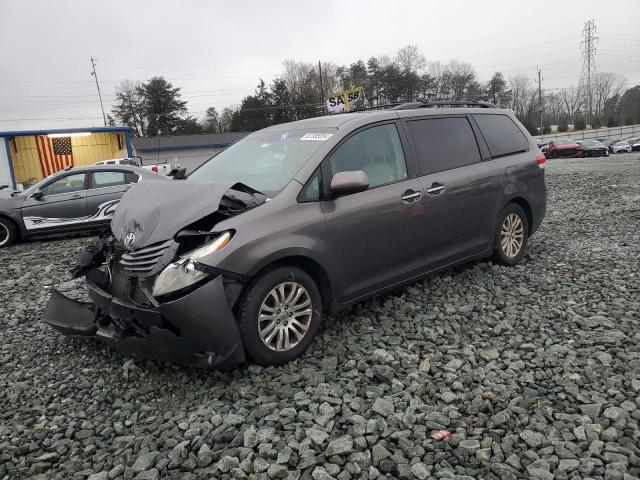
[44,102,546,368]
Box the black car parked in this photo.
[578,139,609,157]
[45,101,547,368]
[0,165,165,247]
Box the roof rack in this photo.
[391,100,498,110]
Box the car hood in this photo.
[111,179,264,250]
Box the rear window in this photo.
[407,117,481,175]
[474,114,528,157]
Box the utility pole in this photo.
[578,20,598,128]
[318,60,326,115]
[536,66,543,140]
[90,56,107,126]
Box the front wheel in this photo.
[493,204,529,266]
[236,266,323,366]
[0,217,18,248]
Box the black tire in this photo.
[236,266,323,366]
[493,203,529,266]
[0,217,18,248]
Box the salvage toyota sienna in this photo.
[44,101,546,368]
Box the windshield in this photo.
[581,140,601,147]
[554,139,573,145]
[188,128,336,194]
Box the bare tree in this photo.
[558,86,582,122]
[395,45,426,73]
[594,72,626,118]
[447,60,476,100]
[509,74,534,118]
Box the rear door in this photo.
[404,115,502,268]
[21,172,89,232]
[320,122,427,302]
[85,170,139,226]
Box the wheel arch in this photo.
[245,254,334,313]
[505,196,533,235]
[0,214,21,241]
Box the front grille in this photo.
[119,239,177,277]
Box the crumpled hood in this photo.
[111,179,239,249]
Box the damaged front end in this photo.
[43,181,267,368]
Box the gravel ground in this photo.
[1,153,639,480]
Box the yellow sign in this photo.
[326,86,365,113]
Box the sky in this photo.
[1,0,639,131]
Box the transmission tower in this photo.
[578,19,598,128]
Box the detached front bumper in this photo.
[43,275,246,368]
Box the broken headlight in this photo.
[152,231,233,297]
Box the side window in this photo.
[106,160,116,165]
[299,168,321,202]
[125,172,140,184]
[473,114,529,157]
[92,171,127,188]
[41,173,86,195]
[329,124,408,189]
[407,117,481,175]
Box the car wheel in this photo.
[493,204,529,266]
[237,266,323,366]
[0,217,18,248]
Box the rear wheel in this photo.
[0,217,18,248]
[493,204,529,266]
[237,266,323,365]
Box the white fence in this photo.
[534,124,640,143]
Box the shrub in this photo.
[574,116,586,131]
[557,122,569,133]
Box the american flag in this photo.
[35,135,74,176]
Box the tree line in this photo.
[109,45,640,137]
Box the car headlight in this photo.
[152,231,233,297]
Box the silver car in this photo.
[0,165,165,247]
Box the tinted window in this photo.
[125,171,140,184]
[41,173,86,195]
[407,117,481,175]
[92,171,127,188]
[329,124,408,188]
[300,168,321,202]
[474,114,528,157]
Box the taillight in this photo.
[536,154,546,169]
[152,165,158,173]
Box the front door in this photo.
[21,172,89,232]
[404,116,502,268]
[320,123,427,302]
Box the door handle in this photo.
[401,190,422,202]
[426,183,445,195]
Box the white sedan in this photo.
[612,141,632,154]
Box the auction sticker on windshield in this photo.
[301,133,334,141]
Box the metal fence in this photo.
[534,124,640,143]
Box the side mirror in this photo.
[169,167,187,179]
[330,170,369,197]
[32,191,44,200]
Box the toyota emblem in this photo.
[124,232,136,248]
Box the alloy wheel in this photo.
[258,281,313,352]
[0,223,9,247]
[500,213,525,258]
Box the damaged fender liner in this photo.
[43,275,246,368]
